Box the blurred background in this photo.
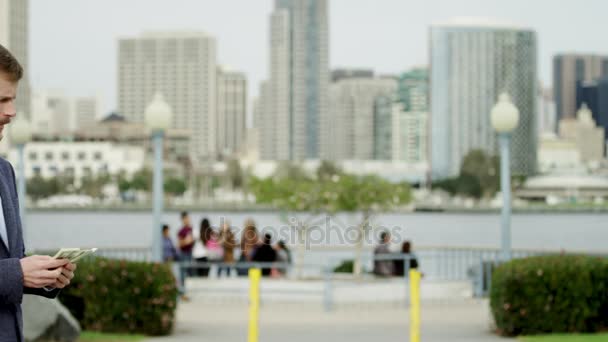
[2,0,608,341]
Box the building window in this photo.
[78,152,86,161]
[29,152,37,161]
[62,152,70,161]
[94,152,103,161]
[32,166,41,177]
[45,152,53,161]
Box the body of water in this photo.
[24,210,607,253]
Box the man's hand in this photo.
[20,255,69,288]
[52,263,77,289]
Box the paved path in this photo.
[146,298,510,342]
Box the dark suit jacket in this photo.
[0,157,60,342]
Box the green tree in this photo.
[249,171,411,276]
[131,169,152,192]
[316,160,342,181]
[79,174,111,198]
[460,149,500,197]
[164,178,187,197]
[27,176,59,202]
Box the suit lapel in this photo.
[0,172,20,257]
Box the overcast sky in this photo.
[30,0,608,116]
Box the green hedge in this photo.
[60,257,178,336]
[490,255,608,336]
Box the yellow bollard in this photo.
[409,270,421,342]
[248,268,261,342]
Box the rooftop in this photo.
[432,17,532,31]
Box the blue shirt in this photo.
[163,236,179,262]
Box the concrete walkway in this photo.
[146,279,510,342]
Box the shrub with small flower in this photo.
[490,255,608,336]
[59,257,178,336]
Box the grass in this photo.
[78,331,145,342]
[520,334,608,342]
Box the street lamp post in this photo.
[490,93,520,262]
[145,93,173,262]
[10,118,32,245]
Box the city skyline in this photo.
[29,0,608,118]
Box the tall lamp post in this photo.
[10,118,32,245]
[490,93,520,262]
[145,93,173,262]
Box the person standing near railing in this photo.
[275,240,291,276]
[237,219,260,276]
[162,224,179,262]
[252,234,277,277]
[193,218,212,277]
[177,211,195,276]
[162,224,188,300]
[393,241,419,277]
[373,231,394,276]
[218,221,236,277]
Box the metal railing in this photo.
[35,245,608,306]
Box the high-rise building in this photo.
[118,32,217,162]
[537,85,556,135]
[397,68,429,112]
[430,18,538,179]
[577,77,608,153]
[373,68,429,163]
[0,0,30,118]
[553,54,608,125]
[216,66,247,157]
[326,77,396,160]
[392,107,428,163]
[373,95,393,160]
[332,69,374,83]
[260,0,329,160]
[74,97,99,131]
[256,81,278,160]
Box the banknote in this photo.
[53,248,98,263]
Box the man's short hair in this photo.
[380,231,390,242]
[0,44,23,82]
[162,224,169,232]
[180,211,189,219]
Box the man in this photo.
[0,44,77,341]
[373,231,394,277]
[177,211,194,262]
[251,233,276,277]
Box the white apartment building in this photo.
[430,18,538,178]
[118,31,217,162]
[392,106,428,163]
[7,142,145,181]
[74,96,100,131]
[31,90,101,137]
